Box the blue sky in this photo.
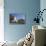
[11,13,25,20]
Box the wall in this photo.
[40,0,46,26]
[0,0,4,42]
[4,0,40,42]
[40,0,46,45]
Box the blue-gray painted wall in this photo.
[40,0,46,44]
[40,0,46,27]
[4,0,40,42]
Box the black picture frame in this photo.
[9,13,26,24]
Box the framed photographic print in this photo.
[9,13,26,24]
